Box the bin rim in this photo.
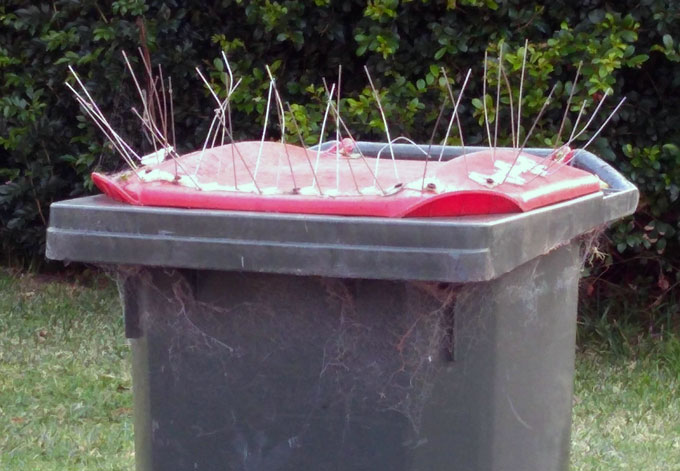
[46,143,638,282]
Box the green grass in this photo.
[571,339,680,470]
[0,270,133,471]
[0,269,678,470]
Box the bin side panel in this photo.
[127,242,579,471]
[130,337,152,471]
[129,269,463,470]
[413,241,579,471]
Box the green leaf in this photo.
[628,54,648,67]
[663,34,673,50]
[661,142,678,154]
[588,9,605,24]
[621,30,636,42]
[656,238,667,253]
[623,144,633,157]
[485,0,499,10]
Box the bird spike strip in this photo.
[70,47,623,218]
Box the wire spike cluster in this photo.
[120,50,200,188]
[193,56,260,193]
[473,41,627,187]
[321,77,386,195]
[67,43,627,207]
[286,101,325,194]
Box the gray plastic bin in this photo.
[46,144,637,471]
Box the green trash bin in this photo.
[46,143,637,471]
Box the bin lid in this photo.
[46,144,638,282]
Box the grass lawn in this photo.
[0,271,133,471]
[572,341,680,470]
[0,269,678,470]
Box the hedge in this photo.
[1,0,678,314]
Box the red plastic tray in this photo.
[92,141,601,218]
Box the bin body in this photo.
[124,241,579,471]
[46,145,638,471]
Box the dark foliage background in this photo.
[1,0,678,326]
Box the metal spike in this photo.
[265,67,298,191]
[528,96,627,185]
[130,106,201,189]
[66,72,141,169]
[566,92,609,146]
[122,51,152,139]
[516,39,528,147]
[66,82,138,172]
[569,97,627,159]
[553,61,583,151]
[193,110,220,177]
[364,66,399,180]
[500,66,516,148]
[421,82,449,190]
[122,51,156,151]
[314,83,336,181]
[501,83,557,185]
[210,121,262,194]
[286,102,324,194]
[493,45,504,159]
[168,77,176,148]
[335,67,342,191]
[167,76,178,178]
[157,65,168,140]
[438,69,472,165]
[255,81,274,179]
[323,82,387,195]
[568,100,588,143]
[482,50,493,159]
